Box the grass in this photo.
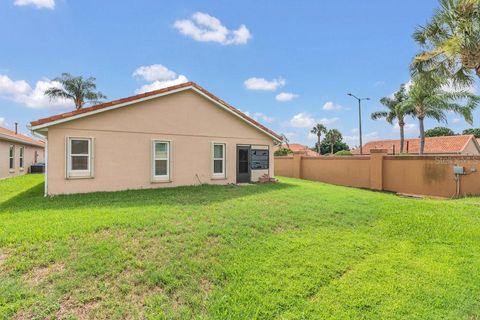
[1,175,480,319]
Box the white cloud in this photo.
[133,64,188,94]
[318,117,339,126]
[14,0,54,9]
[174,12,251,45]
[289,112,315,128]
[244,77,285,91]
[135,75,189,94]
[322,101,343,111]
[253,112,274,123]
[307,132,317,141]
[276,92,298,102]
[0,117,6,127]
[288,113,338,128]
[365,131,380,139]
[452,118,461,124]
[374,81,385,87]
[344,131,380,146]
[393,122,418,134]
[133,64,177,82]
[0,74,71,109]
[241,110,274,123]
[283,132,298,141]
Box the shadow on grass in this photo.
[0,180,297,213]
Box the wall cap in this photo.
[370,149,388,154]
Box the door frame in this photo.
[236,145,251,183]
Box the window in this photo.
[9,145,14,170]
[251,149,269,170]
[67,138,93,178]
[153,141,170,180]
[212,143,226,177]
[19,147,24,169]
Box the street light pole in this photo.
[347,93,370,155]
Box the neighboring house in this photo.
[0,126,44,179]
[352,135,480,155]
[274,143,321,157]
[31,82,282,195]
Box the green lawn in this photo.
[1,175,480,319]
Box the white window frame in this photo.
[66,137,94,178]
[9,145,14,171]
[19,146,24,170]
[212,142,226,178]
[152,140,171,182]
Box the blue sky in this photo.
[0,0,478,147]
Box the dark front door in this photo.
[236,146,251,183]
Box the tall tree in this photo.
[399,73,479,154]
[324,129,343,155]
[45,73,106,110]
[310,123,327,154]
[273,133,290,149]
[412,0,480,84]
[463,128,480,137]
[317,139,349,155]
[274,133,292,156]
[424,126,456,137]
[371,84,412,153]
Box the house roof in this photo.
[30,82,282,141]
[0,126,44,147]
[352,135,479,155]
[274,143,321,156]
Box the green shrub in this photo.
[334,150,353,156]
[274,148,293,156]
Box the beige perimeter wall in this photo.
[0,140,44,179]
[46,90,275,195]
[275,152,480,198]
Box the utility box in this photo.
[453,165,465,175]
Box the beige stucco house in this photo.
[1,126,44,179]
[31,82,281,196]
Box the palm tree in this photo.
[324,129,342,155]
[399,72,479,154]
[310,123,327,154]
[45,73,106,110]
[412,0,480,84]
[371,84,412,153]
[274,133,290,149]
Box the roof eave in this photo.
[0,133,44,147]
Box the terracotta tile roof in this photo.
[0,126,44,147]
[352,135,478,155]
[30,82,282,141]
[274,143,321,156]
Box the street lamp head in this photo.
[347,93,352,96]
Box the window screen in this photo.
[250,149,269,170]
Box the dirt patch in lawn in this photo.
[23,262,65,286]
[0,252,7,267]
[205,235,219,246]
[201,278,214,295]
[55,294,101,320]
